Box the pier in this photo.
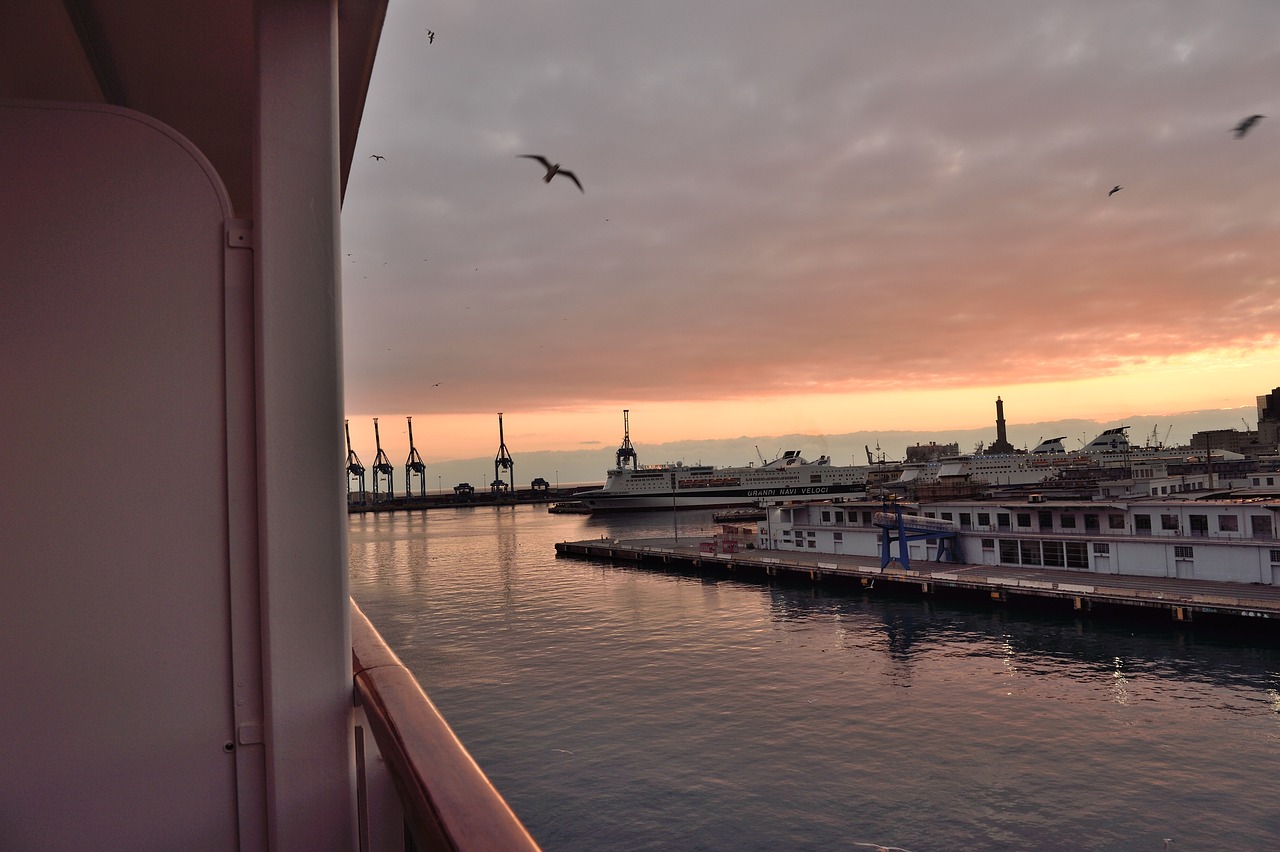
[556,537,1280,626]
[348,486,596,513]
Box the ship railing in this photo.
[351,599,541,852]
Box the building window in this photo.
[1219,515,1239,532]
[1084,514,1100,531]
[1161,514,1179,531]
[1174,545,1193,559]
[1189,515,1208,537]
[925,511,935,519]
[1061,514,1076,529]
[959,512,972,528]
[999,540,1020,564]
[997,513,1011,529]
[1270,549,1280,563]
[834,511,844,523]
[1135,514,1152,534]
[807,540,816,548]
[862,511,873,524]
[1065,542,1088,569]
[834,532,842,541]
[978,512,991,526]
[941,512,953,521]
[1043,540,1065,566]
[1017,513,1031,527]
[1109,514,1125,530]
[982,538,995,549]
[1092,542,1110,554]
[1019,540,1041,565]
[821,511,831,523]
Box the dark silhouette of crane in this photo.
[371,417,394,501]
[616,409,638,470]
[492,412,514,497]
[404,416,426,498]
[345,419,366,504]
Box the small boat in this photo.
[548,500,593,514]
[713,507,767,523]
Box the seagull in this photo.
[369,154,385,161]
[427,30,435,43]
[1108,185,1123,196]
[517,155,584,193]
[1233,114,1264,138]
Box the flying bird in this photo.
[517,155,584,193]
[369,154,385,161]
[1108,185,1123,197]
[1233,114,1264,138]
[427,30,435,43]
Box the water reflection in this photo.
[349,505,1280,850]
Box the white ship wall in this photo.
[763,499,1280,585]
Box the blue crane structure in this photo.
[873,505,962,570]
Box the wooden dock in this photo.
[555,537,1280,626]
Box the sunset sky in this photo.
[340,0,1279,465]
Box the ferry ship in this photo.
[576,450,870,511]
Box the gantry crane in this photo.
[492,412,514,496]
[404,415,426,498]
[371,417,394,501]
[344,419,366,504]
[615,409,638,470]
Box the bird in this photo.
[1109,185,1123,197]
[369,154,385,161]
[1233,114,1264,138]
[427,30,435,43]
[517,155,584,192]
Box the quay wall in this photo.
[556,537,1280,629]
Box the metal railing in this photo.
[351,600,540,851]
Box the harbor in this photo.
[556,534,1280,625]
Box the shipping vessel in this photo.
[576,449,870,512]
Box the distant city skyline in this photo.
[340,1,1280,470]
[344,402,1262,494]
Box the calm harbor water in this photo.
[349,505,1280,851]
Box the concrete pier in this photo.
[556,537,1280,626]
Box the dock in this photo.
[555,537,1280,626]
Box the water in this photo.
[349,505,1280,851]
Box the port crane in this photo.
[371,417,394,500]
[345,419,366,504]
[492,412,514,496]
[615,409,638,470]
[404,416,426,498]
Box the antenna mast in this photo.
[493,412,514,496]
[345,419,366,504]
[404,416,426,498]
[616,409,639,470]
[371,417,394,501]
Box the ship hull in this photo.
[576,481,867,512]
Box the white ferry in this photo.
[576,450,870,511]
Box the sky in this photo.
[339,0,1280,467]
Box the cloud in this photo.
[341,0,1280,430]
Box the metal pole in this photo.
[671,472,678,542]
